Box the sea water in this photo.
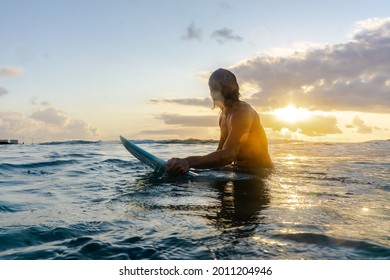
[0,139,389,259]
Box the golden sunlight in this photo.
[273,104,311,123]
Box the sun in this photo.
[273,104,311,123]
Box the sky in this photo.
[1,0,389,143]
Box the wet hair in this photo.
[209,68,240,106]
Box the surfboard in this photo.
[120,135,167,175]
[120,135,198,177]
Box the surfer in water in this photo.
[166,68,272,176]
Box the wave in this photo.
[37,139,217,146]
[161,139,218,144]
[0,222,212,260]
[34,138,390,146]
[363,139,390,144]
[0,159,77,171]
[101,158,134,165]
[130,139,218,145]
[274,232,390,259]
[352,161,390,166]
[0,222,112,255]
[0,203,20,213]
[39,140,102,146]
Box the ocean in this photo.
[0,139,389,260]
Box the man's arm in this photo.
[217,113,227,150]
[166,107,253,176]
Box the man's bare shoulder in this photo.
[230,101,256,117]
[224,102,253,128]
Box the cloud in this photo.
[0,66,24,77]
[211,28,243,43]
[351,18,390,42]
[231,17,390,113]
[156,113,217,127]
[350,116,373,134]
[30,96,51,106]
[30,107,68,126]
[0,112,38,138]
[61,119,98,139]
[0,66,24,98]
[0,86,8,96]
[139,127,212,139]
[152,110,342,138]
[261,113,342,136]
[181,22,243,44]
[181,21,202,41]
[149,97,212,108]
[149,101,343,137]
[0,106,98,141]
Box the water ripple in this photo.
[274,232,390,259]
[1,140,389,259]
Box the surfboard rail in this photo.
[120,135,198,176]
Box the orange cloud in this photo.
[260,113,342,136]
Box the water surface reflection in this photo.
[206,178,270,229]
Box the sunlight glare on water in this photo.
[0,139,389,259]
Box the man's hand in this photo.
[166,157,190,176]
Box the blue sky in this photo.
[1,0,389,142]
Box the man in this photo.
[166,68,272,176]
